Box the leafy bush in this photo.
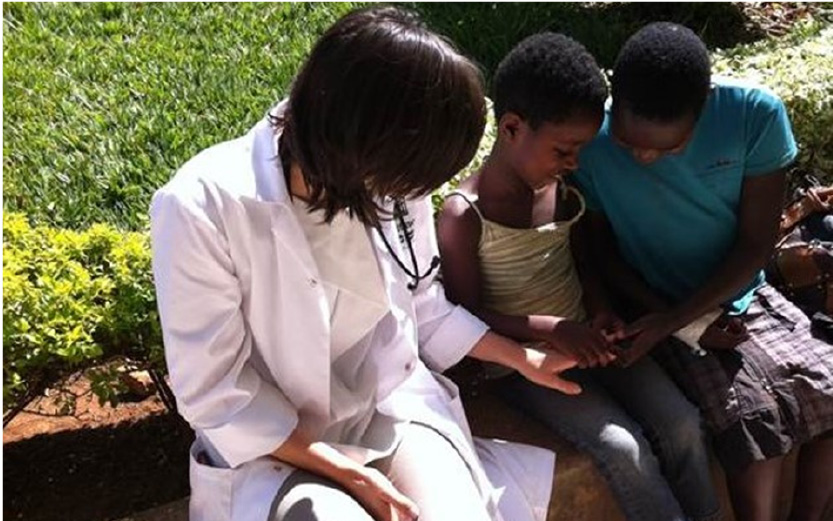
[713,23,833,179]
[3,212,162,416]
[409,2,763,81]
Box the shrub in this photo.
[2,212,162,417]
[713,23,833,180]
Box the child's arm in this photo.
[438,195,611,368]
[613,171,786,367]
[570,211,625,335]
[585,209,670,315]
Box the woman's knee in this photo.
[385,425,491,521]
[271,472,373,521]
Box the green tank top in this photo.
[449,185,587,322]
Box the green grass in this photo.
[3,2,362,230]
[4,3,829,230]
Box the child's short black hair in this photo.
[280,6,485,225]
[612,22,711,122]
[493,32,607,128]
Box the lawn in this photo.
[5,2,830,231]
[3,2,362,230]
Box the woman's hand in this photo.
[515,345,583,395]
[271,428,418,521]
[468,331,582,395]
[343,466,419,521]
[591,310,628,344]
[548,318,617,368]
[807,186,833,212]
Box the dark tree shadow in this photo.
[405,2,763,83]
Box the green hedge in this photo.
[713,23,833,179]
[3,212,162,414]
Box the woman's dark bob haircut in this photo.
[276,6,486,225]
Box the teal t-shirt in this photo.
[574,78,798,314]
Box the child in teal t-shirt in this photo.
[577,78,796,315]
[575,22,833,521]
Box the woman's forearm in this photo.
[672,239,771,325]
[468,331,582,395]
[672,172,785,325]
[467,330,530,369]
[270,426,360,485]
[271,423,420,521]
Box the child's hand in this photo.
[615,311,684,367]
[591,311,627,344]
[548,319,617,368]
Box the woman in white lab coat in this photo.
[150,7,580,521]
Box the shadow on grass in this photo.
[407,2,762,82]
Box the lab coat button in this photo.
[405,361,414,372]
[308,278,318,287]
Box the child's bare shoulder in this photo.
[439,177,482,241]
[441,174,480,217]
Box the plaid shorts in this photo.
[655,284,833,470]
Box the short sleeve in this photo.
[744,87,798,176]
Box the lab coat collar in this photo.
[246,101,390,408]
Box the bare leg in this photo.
[788,436,833,521]
[726,456,784,521]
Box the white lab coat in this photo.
[150,102,555,521]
